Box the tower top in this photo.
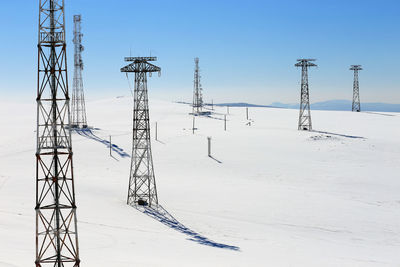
[124,57,157,63]
[296,58,316,62]
[350,65,363,71]
[295,59,317,68]
[121,56,161,74]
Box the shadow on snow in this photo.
[135,205,239,251]
[311,130,365,139]
[364,111,396,117]
[74,128,130,158]
[209,155,222,164]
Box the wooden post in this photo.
[155,122,158,141]
[224,115,227,131]
[109,135,112,156]
[207,137,211,157]
[192,116,195,134]
[246,107,249,120]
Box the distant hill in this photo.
[178,100,400,112]
[271,100,400,112]
[214,102,277,108]
[177,102,279,108]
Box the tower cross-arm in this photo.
[295,59,317,68]
[121,61,161,73]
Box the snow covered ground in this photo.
[0,96,400,266]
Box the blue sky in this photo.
[0,0,399,104]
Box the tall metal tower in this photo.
[71,14,88,128]
[295,59,317,131]
[192,57,203,114]
[36,0,80,266]
[121,57,161,207]
[350,65,362,112]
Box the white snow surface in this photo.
[0,96,400,266]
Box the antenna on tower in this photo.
[121,57,161,207]
[36,0,80,265]
[71,14,88,128]
[192,57,204,114]
[350,65,362,112]
[295,59,317,131]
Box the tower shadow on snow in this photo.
[74,128,130,158]
[364,111,396,117]
[209,155,222,164]
[311,130,365,139]
[135,205,240,251]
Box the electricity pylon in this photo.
[121,57,161,207]
[36,0,80,266]
[71,14,88,128]
[295,59,317,131]
[192,57,203,114]
[350,65,362,112]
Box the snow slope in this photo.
[0,96,400,266]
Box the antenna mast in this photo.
[295,59,317,131]
[71,14,88,128]
[36,0,80,265]
[192,57,203,114]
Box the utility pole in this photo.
[155,122,158,141]
[36,0,80,266]
[109,136,112,156]
[192,116,195,134]
[295,59,317,131]
[192,57,203,114]
[224,115,227,131]
[350,65,362,112]
[71,14,88,128]
[121,57,161,207]
[207,137,211,157]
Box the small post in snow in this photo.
[246,107,249,120]
[192,116,195,135]
[155,122,158,141]
[224,115,227,131]
[207,136,211,157]
[109,135,112,156]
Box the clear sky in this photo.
[0,0,399,104]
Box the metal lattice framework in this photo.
[295,59,317,131]
[121,57,161,207]
[71,14,88,128]
[35,0,80,266]
[350,65,362,112]
[192,57,203,114]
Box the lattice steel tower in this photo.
[71,14,88,128]
[36,0,80,266]
[350,65,362,112]
[192,57,203,114]
[295,59,317,131]
[121,57,161,207]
